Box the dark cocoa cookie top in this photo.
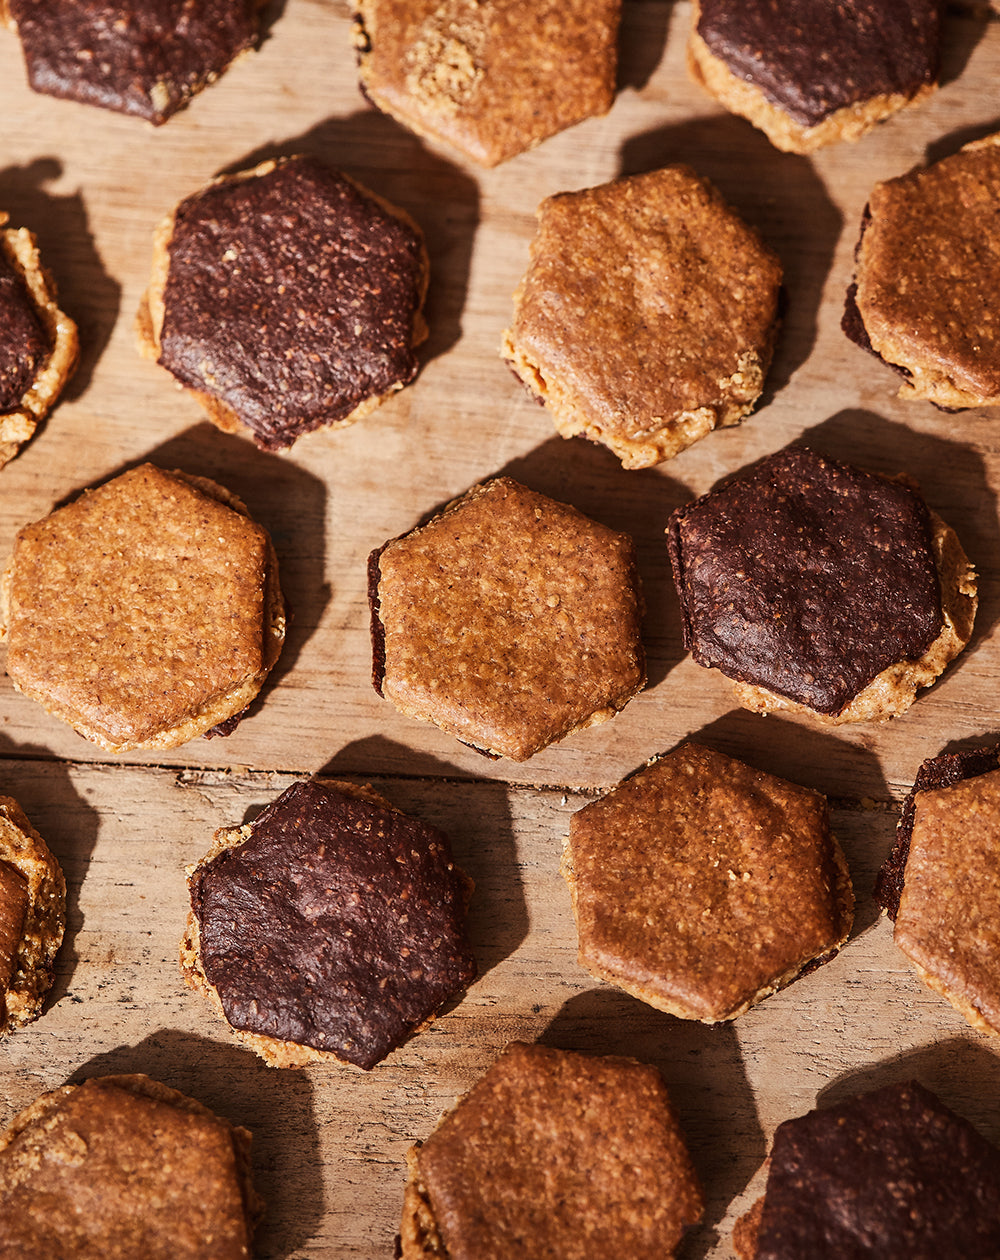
[189,779,476,1070]
[668,446,943,715]
[752,1080,1000,1259]
[875,745,1000,919]
[158,156,427,450]
[8,0,262,124]
[0,242,50,414]
[696,0,944,127]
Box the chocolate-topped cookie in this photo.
[181,778,476,1069]
[353,0,621,167]
[502,167,782,470]
[734,1081,1000,1258]
[562,743,854,1022]
[844,133,1000,410]
[369,477,645,760]
[0,213,78,469]
[137,155,429,450]
[400,1041,704,1259]
[688,0,943,153]
[0,1074,262,1258]
[4,0,265,124]
[668,446,977,723]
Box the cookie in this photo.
[843,132,1000,409]
[0,213,79,469]
[137,155,429,450]
[352,0,621,167]
[0,1073,261,1257]
[369,477,645,760]
[181,778,476,1069]
[667,445,977,723]
[888,763,1000,1036]
[562,742,853,1022]
[3,0,264,124]
[400,1040,704,1259]
[0,463,285,753]
[0,795,64,1035]
[688,0,943,154]
[502,167,782,470]
[734,1080,1000,1258]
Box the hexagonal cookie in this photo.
[562,743,854,1022]
[5,0,265,124]
[400,1041,704,1259]
[353,0,621,167]
[0,464,285,752]
[502,167,783,469]
[369,477,645,760]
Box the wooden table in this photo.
[3,3,1000,1255]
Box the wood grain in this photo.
[3,2,1000,1256]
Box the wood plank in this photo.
[2,1,1000,1255]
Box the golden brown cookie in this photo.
[0,1074,262,1258]
[688,0,943,154]
[181,778,476,1069]
[353,0,621,167]
[668,446,977,724]
[0,463,285,753]
[502,167,782,469]
[137,155,429,450]
[844,132,1000,409]
[399,1041,704,1259]
[369,477,645,760]
[0,213,78,469]
[0,795,64,1035]
[562,743,854,1022]
[892,766,1000,1036]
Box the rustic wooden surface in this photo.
[3,2,1000,1256]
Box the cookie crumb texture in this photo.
[7,0,263,123]
[0,463,285,752]
[0,1074,260,1259]
[847,132,1000,409]
[370,477,645,760]
[400,1041,704,1259]
[183,778,476,1069]
[563,743,854,1022]
[668,445,977,723]
[502,167,782,469]
[354,0,621,166]
[737,1081,1000,1258]
[141,156,429,450]
[0,795,65,1035]
[689,0,942,153]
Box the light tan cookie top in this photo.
[562,743,854,1022]
[0,794,65,1035]
[0,463,285,753]
[401,1040,704,1260]
[502,167,782,469]
[850,132,1000,408]
[353,0,621,167]
[369,477,645,760]
[0,1073,260,1258]
[0,214,79,469]
[894,767,1000,1035]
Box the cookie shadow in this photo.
[0,156,122,408]
[0,734,100,1016]
[69,1029,322,1260]
[318,737,530,979]
[617,0,673,92]
[816,1035,1000,1147]
[215,110,480,367]
[618,114,843,398]
[535,987,764,1260]
[493,435,695,690]
[940,4,991,90]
